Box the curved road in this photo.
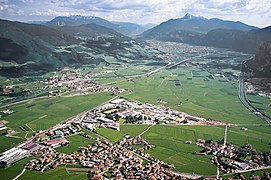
[238,77,271,124]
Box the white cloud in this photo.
[0,0,270,27]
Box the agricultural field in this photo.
[93,65,158,79]
[247,94,271,117]
[0,92,113,132]
[120,124,151,137]
[114,67,264,124]
[0,42,270,179]
[56,134,96,154]
[19,166,88,180]
[95,128,124,142]
[120,125,271,176]
[0,93,113,153]
[0,156,37,180]
[96,77,127,85]
[227,125,271,152]
[0,135,23,153]
[222,168,271,179]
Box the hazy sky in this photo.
[0,0,271,27]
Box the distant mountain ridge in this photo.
[46,15,152,37]
[201,26,271,53]
[112,22,153,37]
[140,13,258,39]
[0,19,161,77]
[139,13,271,53]
[47,15,115,28]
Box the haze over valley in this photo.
[0,1,271,179]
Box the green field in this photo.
[120,124,151,137]
[0,93,113,153]
[247,94,271,117]
[19,166,88,180]
[120,125,271,175]
[95,128,124,142]
[0,93,113,132]
[227,126,271,152]
[56,134,96,154]
[93,65,158,79]
[142,125,223,175]
[0,157,36,180]
[0,136,23,154]
[0,153,87,180]
[115,67,264,124]
[81,128,104,139]
[222,168,271,179]
[96,77,127,84]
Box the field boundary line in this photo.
[13,166,26,180]
[138,123,155,136]
[25,124,34,132]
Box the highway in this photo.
[120,52,210,79]
[238,77,271,125]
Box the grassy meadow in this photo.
[0,93,113,132]
[19,166,88,180]
[56,134,96,154]
[120,125,271,175]
[114,67,264,124]
[0,93,113,153]
[95,128,124,142]
[0,157,37,180]
[247,94,271,117]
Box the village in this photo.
[24,134,181,179]
[0,97,269,179]
[0,97,226,167]
[0,97,226,179]
[195,139,271,178]
[39,70,124,96]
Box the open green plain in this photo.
[19,166,88,180]
[120,124,151,137]
[0,93,113,132]
[222,168,271,179]
[56,134,96,154]
[247,94,271,117]
[0,135,23,153]
[93,65,158,79]
[0,156,37,180]
[0,93,113,153]
[114,67,264,124]
[95,128,124,142]
[0,42,270,179]
[119,124,271,176]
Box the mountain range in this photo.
[139,13,271,53]
[140,13,258,37]
[0,14,270,78]
[45,15,154,37]
[0,19,161,77]
[244,40,271,78]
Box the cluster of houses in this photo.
[119,135,155,153]
[246,79,271,98]
[26,146,61,171]
[42,71,124,96]
[26,136,181,179]
[195,139,271,174]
